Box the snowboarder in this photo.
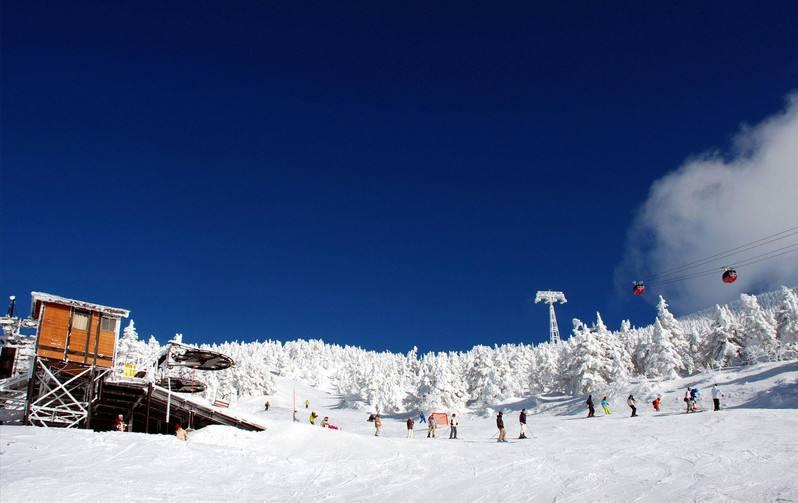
[419,412,426,424]
[374,414,382,436]
[652,395,661,412]
[427,415,437,438]
[496,412,507,442]
[601,396,611,415]
[310,411,318,425]
[175,423,188,441]
[519,408,528,438]
[305,399,310,409]
[406,417,415,438]
[321,416,329,428]
[114,414,127,432]
[586,395,595,418]
[449,413,458,439]
[684,389,692,413]
[627,395,637,417]
[264,401,270,411]
[711,384,723,411]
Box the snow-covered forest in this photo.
[116,286,798,413]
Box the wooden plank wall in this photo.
[36,303,71,361]
[36,302,118,368]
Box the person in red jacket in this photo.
[652,395,662,412]
[114,414,127,432]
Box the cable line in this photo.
[647,225,798,281]
[651,242,798,288]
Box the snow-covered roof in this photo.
[30,291,131,318]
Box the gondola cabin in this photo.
[31,292,130,369]
[722,269,738,284]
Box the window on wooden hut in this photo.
[101,318,116,332]
[72,311,90,330]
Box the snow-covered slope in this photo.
[2,360,797,502]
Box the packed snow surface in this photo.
[2,361,798,502]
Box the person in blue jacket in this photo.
[419,412,426,423]
[690,387,699,412]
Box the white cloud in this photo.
[618,93,798,312]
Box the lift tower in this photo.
[534,290,567,344]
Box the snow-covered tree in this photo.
[566,318,611,394]
[775,287,798,357]
[702,305,742,368]
[115,320,149,374]
[657,296,695,374]
[122,287,789,412]
[530,342,563,393]
[465,346,503,406]
[739,293,778,363]
[644,318,684,379]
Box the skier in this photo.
[711,384,723,411]
[627,394,637,417]
[406,417,415,438]
[305,399,310,409]
[175,423,188,441]
[496,412,507,442]
[586,395,595,418]
[684,389,692,413]
[374,414,382,436]
[601,396,611,415]
[419,412,426,424]
[264,401,270,411]
[519,408,528,439]
[114,414,127,432]
[427,414,437,438]
[690,387,699,412]
[310,411,318,425]
[652,395,661,412]
[449,413,458,439]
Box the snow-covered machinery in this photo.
[149,340,235,394]
[99,339,261,433]
[0,296,39,423]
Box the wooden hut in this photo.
[31,291,130,368]
[25,292,130,428]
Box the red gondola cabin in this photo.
[722,269,737,284]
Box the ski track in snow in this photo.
[2,360,798,502]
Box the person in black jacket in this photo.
[518,409,528,439]
[496,412,507,442]
[627,395,637,417]
[586,395,595,418]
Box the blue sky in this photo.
[2,1,797,352]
